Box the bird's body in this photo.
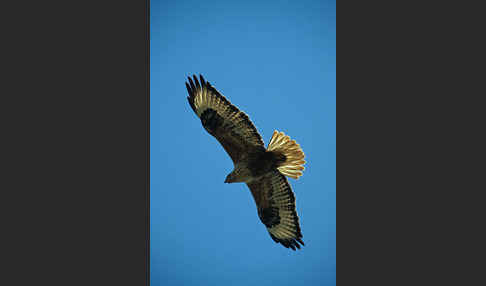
[186,74,306,250]
[225,146,286,183]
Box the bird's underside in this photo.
[186,74,306,250]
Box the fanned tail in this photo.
[267,130,306,179]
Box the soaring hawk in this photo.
[186,75,306,250]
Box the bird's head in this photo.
[224,173,234,184]
[224,172,236,183]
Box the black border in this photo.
[4,0,150,284]
[338,0,484,285]
[146,0,151,283]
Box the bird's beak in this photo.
[224,176,230,183]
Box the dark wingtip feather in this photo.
[185,77,196,113]
[188,76,196,91]
[193,74,200,89]
[199,74,206,86]
[185,82,192,96]
[297,238,305,246]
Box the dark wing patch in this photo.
[200,108,224,133]
[259,207,280,228]
[186,74,264,163]
[247,170,304,251]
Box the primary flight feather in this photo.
[186,74,306,250]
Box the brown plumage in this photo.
[186,74,306,250]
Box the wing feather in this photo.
[186,74,264,163]
[247,170,304,250]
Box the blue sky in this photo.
[150,0,335,285]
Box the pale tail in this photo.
[267,130,306,179]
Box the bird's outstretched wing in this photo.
[247,170,304,250]
[186,74,264,163]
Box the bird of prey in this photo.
[186,75,306,250]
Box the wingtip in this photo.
[187,76,195,89]
[186,74,207,88]
[192,74,200,88]
[185,82,192,94]
[297,238,305,246]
